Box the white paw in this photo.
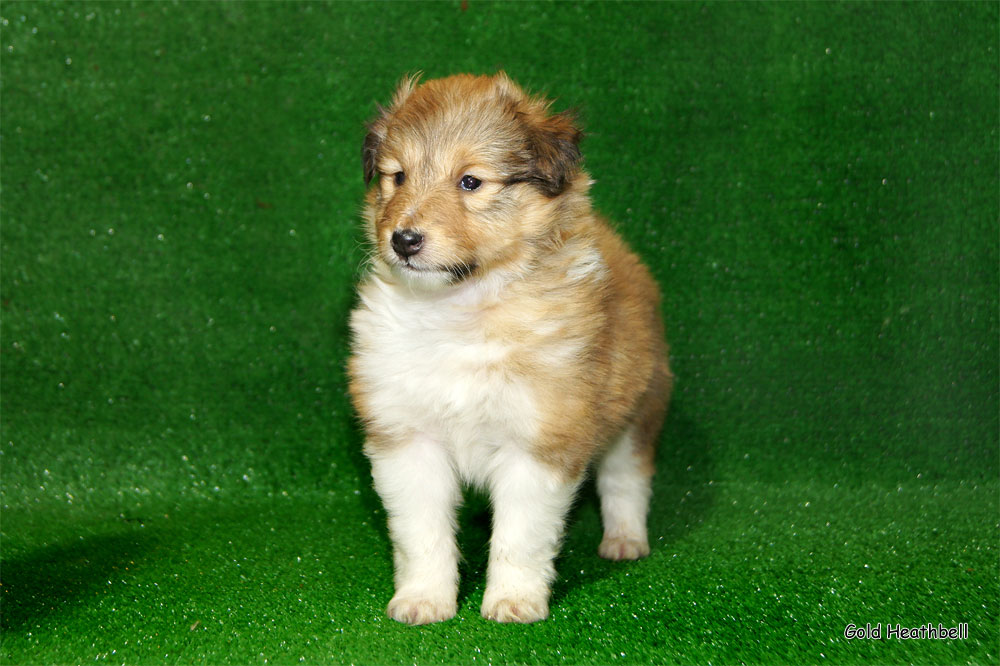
[598,535,650,561]
[386,594,456,625]
[481,592,549,623]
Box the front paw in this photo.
[387,594,456,625]
[481,592,549,623]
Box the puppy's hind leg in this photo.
[597,365,670,561]
[369,435,461,625]
[596,425,654,560]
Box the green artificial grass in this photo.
[2,1,997,664]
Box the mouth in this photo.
[394,257,478,282]
[444,260,478,281]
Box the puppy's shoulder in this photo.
[585,214,661,305]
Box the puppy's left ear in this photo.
[362,74,421,184]
[523,109,583,197]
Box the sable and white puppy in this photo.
[348,72,672,625]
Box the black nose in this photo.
[391,229,424,258]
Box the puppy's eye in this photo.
[393,171,406,186]
[459,175,482,192]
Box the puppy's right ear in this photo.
[362,74,421,184]
[362,119,384,185]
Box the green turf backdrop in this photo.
[1,1,997,664]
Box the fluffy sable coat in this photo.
[348,73,673,625]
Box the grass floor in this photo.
[2,2,997,664]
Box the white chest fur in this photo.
[350,275,539,485]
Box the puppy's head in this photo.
[361,72,584,289]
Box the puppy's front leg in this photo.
[482,447,581,623]
[369,436,460,625]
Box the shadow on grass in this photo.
[456,490,493,612]
[0,529,153,633]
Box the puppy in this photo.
[348,73,672,625]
